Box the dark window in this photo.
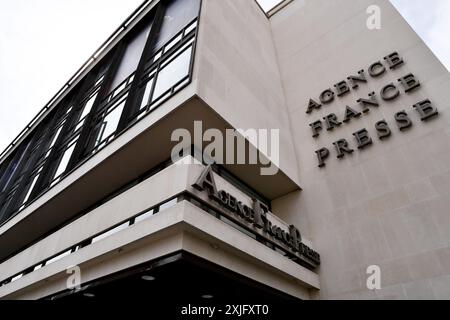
[153,0,200,53]
[50,136,79,186]
[0,141,31,193]
[19,166,43,211]
[153,45,192,101]
[0,0,201,225]
[0,193,15,221]
[108,17,154,93]
[139,19,197,113]
[88,94,128,153]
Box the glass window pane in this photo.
[33,264,42,272]
[112,81,127,98]
[153,47,192,100]
[11,273,23,282]
[80,92,99,120]
[1,161,19,192]
[46,250,71,265]
[54,143,76,179]
[75,118,86,132]
[99,101,126,143]
[109,18,153,92]
[92,222,129,243]
[153,0,200,53]
[159,198,178,211]
[95,75,105,86]
[22,173,40,205]
[164,34,182,53]
[140,78,154,110]
[135,209,154,223]
[184,20,197,35]
[0,196,14,220]
[66,105,73,115]
[48,125,64,151]
[0,141,32,192]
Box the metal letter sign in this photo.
[193,166,321,267]
[306,51,440,167]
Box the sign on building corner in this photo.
[193,165,321,267]
[305,51,440,168]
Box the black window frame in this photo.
[0,0,202,226]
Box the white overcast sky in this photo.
[0,0,449,153]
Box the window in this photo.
[0,194,14,220]
[135,209,155,223]
[0,141,31,193]
[20,167,43,209]
[99,104,123,142]
[92,222,130,244]
[80,91,99,123]
[0,160,20,193]
[140,41,193,111]
[159,198,178,211]
[153,46,192,101]
[0,0,201,224]
[43,121,66,160]
[92,97,127,149]
[153,0,200,53]
[52,139,78,183]
[140,77,155,110]
[109,17,154,93]
[45,250,72,265]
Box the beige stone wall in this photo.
[194,0,301,185]
[270,0,450,299]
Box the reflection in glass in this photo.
[112,81,127,98]
[153,47,192,101]
[109,18,153,92]
[45,124,65,159]
[21,171,41,206]
[92,222,130,243]
[80,92,99,120]
[184,20,197,35]
[135,209,154,223]
[46,250,72,265]
[140,78,154,110]
[0,195,14,219]
[159,198,178,211]
[153,0,200,53]
[95,100,126,146]
[164,34,182,53]
[1,161,19,193]
[54,143,76,179]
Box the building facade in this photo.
[0,0,450,302]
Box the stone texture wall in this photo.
[195,0,301,185]
[270,0,450,299]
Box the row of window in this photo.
[0,147,275,286]
[0,0,201,226]
[0,196,179,288]
[0,188,299,288]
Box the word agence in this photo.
[306,52,439,167]
[193,165,321,267]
